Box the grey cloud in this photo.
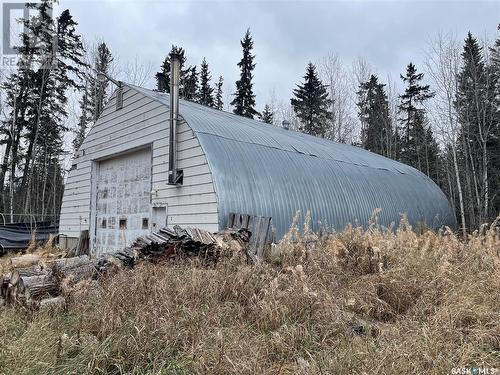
[65,0,499,109]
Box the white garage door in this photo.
[95,148,151,254]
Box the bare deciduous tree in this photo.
[120,56,154,86]
[351,57,374,145]
[425,32,466,234]
[319,53,356,143]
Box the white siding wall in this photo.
[59,86,219,244]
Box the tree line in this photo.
[215,28,499,233]
[0,0,498,232]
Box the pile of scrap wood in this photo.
[1,254,95,308]
[104,225,252,268]
[1,225,255,308]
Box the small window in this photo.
[116,86,123,110]
[142,218,149,229]
[119,218,127,229]
[70,163,77,171]
[101,218,107,228]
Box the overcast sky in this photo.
[62,0,498,110]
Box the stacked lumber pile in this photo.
[0,254,95,308]
[106,225,251,268]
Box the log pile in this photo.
[1,225,254,308]
[108,225,252,267]
[1,254,96,308]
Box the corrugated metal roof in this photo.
[129,84,456,237]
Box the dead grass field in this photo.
[1,217,499,374]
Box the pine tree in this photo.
[423,125,441,182]
[73,81,92,152]
[155,57,170,93]
[489,25,500,219]
[89,42,113,121]
[291,63,331,137]
[0,1,86,215]
[231,29,258,118]
[183,65,199,101]
[456,32,496,224]
[259,104,274,124]
[198,58,214,107]
[155,46,188,95]
[357,75,393,157]
[215,75,224,110]
[398,62,435,170]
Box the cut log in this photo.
[1,275,10,299]
[50,256,96,283]
[10,265,46,286]
[18,274,59,300]
[48,255,89,269]
[10,254,40,269]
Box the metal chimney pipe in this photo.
[168,52,183,185]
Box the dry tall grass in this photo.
[1,217,499,374]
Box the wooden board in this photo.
[227,213,274,260]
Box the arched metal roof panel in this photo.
[129,85,456,237]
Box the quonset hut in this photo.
[59,56,455,255]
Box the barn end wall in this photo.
[59,86,219,253]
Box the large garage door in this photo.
[95,148,151,254]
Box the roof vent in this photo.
[282,120,290,130]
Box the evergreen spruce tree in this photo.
[259,104,274,124]
[73,82,92,152]
[198,58,214,107]
[491,25,500,100]
[155,46,188,95]
[0,1,86,214]
[183,65,199,101]
[357,75,393,157]
[231,29,258,118]
[291,63,331,137]
[398,62,435,172]
[489,25,500,218]
[155,57,170,93]
[89,42,113,121]
[456,32,497,224]
[215,75,224,110]
[456,33,486,152]
[423,125,441,182]
[73,42,112,154]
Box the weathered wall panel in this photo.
[95,147,152,254]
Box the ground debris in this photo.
[1,225,255,308]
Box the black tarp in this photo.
[0,221,58,254]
